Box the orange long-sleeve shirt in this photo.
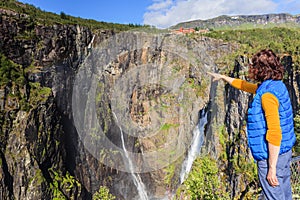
[231,79,282,146]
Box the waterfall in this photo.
[112,112,149,200]
[179,109,208,184]
[87,35,95,49]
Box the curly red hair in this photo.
[248,49,284,82]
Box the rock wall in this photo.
[0,8,94,199]
[171,13,300,29]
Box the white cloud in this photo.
[143,0,280,28]
[147,0,173,11]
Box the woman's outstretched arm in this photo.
[207,72,257,94]
[207,72,235,84]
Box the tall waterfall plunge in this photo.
[179,108,208,184]
[113,112,149,200]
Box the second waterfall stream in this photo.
[179,108,208,184]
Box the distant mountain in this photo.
[170,13,300,30]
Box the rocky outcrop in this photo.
[171,13,300,29]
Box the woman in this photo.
[208,49,296,200]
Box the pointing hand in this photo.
[207,72,224,81]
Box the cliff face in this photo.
[171,13,300,29]
[73,32,229,199]
[0,8,94,199]
[0,7,299,200]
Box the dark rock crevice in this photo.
[0,150,14,200]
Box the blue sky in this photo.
[18,0,300,28]
[18,0,153,25]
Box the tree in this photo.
[60,11,68,20]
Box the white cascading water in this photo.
[112,112,149,200]
[179,109,208,184]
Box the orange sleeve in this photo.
[261,93,282,146]
[231,79,258,94]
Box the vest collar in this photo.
[256,79,273,94]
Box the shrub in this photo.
[178,155,230,200]
[93,186,116,200]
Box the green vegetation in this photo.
[0,1,148,31]
[177,155,230,200]
[93,186,116,200]
[210,22,300,31]
[163,163,176,187]
[181,77,209,98]
[0,53,25,87]
[0,53,52,111]
[294,112,300,156]
[177,124,259,199]
[28,82,52,106]
[163,158,183,191]
[160,123,179,131]
[203,27,300,70]
[0,53,26,110]
[49,168,82,200]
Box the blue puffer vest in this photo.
[247,79,296,161]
